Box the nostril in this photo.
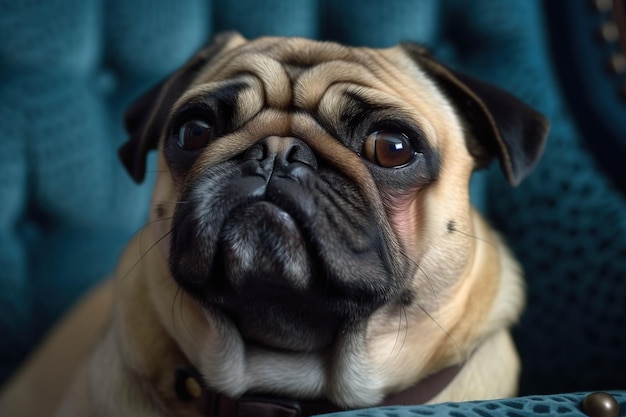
[284,141,318,171]
[243,143,265,161]
[285,144,299,163]
[245,137,318,171]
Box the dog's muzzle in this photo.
[169,136,398,352]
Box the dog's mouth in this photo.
[213,200,342,351]
[169,158,400,353]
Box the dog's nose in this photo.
[245,136,318,172]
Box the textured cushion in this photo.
[1,0,625,415]
[320,392,626,417]
[438,0,626,395]
[545,1,626,193]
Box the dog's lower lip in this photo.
[224,200,304,243]
[215,198,312,288]
[256,201,296,224]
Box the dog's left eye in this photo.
[177,120,214,150]
[362,131,415,168]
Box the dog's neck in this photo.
[172,363,463,417]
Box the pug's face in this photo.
[121,32,546,370]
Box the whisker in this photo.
[119,229,173,282]
[416,262,440,322]
[143,216,175,227]
[152,200,189,205]
[391,303,411,366]
[447,221,495,247]
[399,303,409,356]
[397,249,441,323]
[415,302,462,358]
[169,284,189,334]
[373,303,406,373]
[138,217,174,255]
[395,249,462,356]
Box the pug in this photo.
[1,32,548,417]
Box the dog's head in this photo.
[120,32,548,405]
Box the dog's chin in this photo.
[212,202,337,351]
[226,303,341,352]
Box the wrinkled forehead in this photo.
[183,37,444,113]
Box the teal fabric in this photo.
[439,1,626,395]
[320,392,626,417]
[545,1,626,193]
[1,0,625,415]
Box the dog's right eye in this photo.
[177,120,214,150]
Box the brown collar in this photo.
[174,363,463,417]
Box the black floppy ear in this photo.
[120,31,247,183]
[401,43,549,187]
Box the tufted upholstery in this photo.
[442,1,626,396]
[1,0,625,415]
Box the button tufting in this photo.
[598,22,620,42]
[591,0,613,12]
[608,53,626,73]
[581,392,620,417]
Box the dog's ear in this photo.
[120,31,247,183]
[401,43,549,187]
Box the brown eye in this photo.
[362,131,415,168]
[177,120,213,150]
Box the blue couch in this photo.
[1,1,625,415]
